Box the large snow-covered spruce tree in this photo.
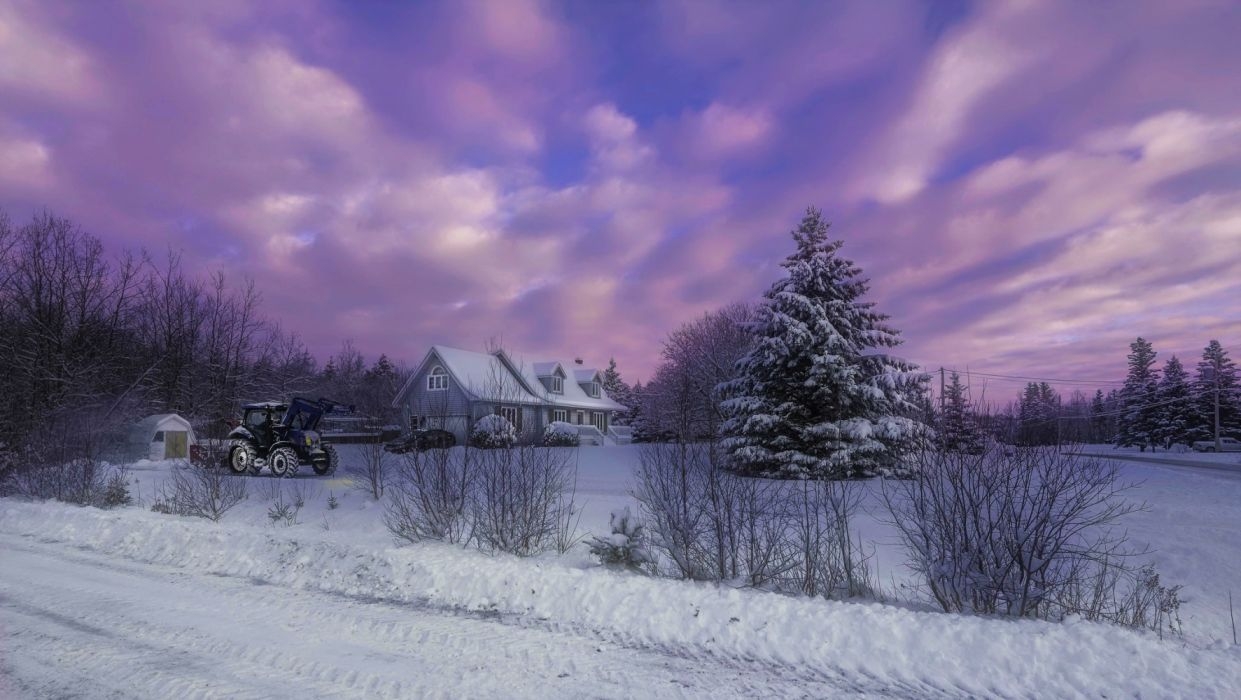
[720,208,928,479]
[1193,340,1241,441]
[1115,337,1160,449]
[1153,355,1194,448]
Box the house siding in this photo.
[402,351,473,442]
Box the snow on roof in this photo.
[573,368,601,383]
[429,346,543,404]
[130,413,194,442]
[532,361,563,377]
[394,346,626,411]
[513,356,626,412]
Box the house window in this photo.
[427,366,449,391]
[593,412,606,432]
[575,411,585,425]
[410,415,423,431]
[553,409,567,423]
[588,382,600,398]
[499,405,522,432]
[153,431,165,443]
[549,375,563,393]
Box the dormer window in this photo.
[588,382,600,398]
[427,366,449,391]
[550,375,563,393]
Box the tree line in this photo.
[0,210,405,478]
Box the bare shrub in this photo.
[633,442,713,579]
[882,444,1166,625]
[264,479,305,526]
[783,478,877,599]
[384,447,474,544]
[154,460,248,521]
[471,445,576,556]
[351,440,389,500]
[5,452,132,509]
[634,442,794,586]
[1054,560,1183,638]
[553,458,584,554]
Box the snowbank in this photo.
[3,499,1238,698]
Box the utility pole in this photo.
[1206,365,1222,452]
[1214,367,1222,452]
[940,367,946,413]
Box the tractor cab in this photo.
[239,401,286,447]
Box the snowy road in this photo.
[0,533,863,699]
[1072,450,1241,475]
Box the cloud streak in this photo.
[0,0,1238,395]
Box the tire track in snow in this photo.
[0,534,874,698]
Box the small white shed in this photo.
[130,414,197,461]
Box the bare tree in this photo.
[641,303,755,441]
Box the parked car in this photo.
[383,429,457,454]
[1191,437,1241,452]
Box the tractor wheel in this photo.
[268,446,300,479]
[228,441,258,475]
[313,444,339,476]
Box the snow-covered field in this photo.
[2,445,1240,698]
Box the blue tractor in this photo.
[226,397,352,477]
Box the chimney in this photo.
[574,357,583,365]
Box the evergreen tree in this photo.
[938,372,983,453]
[1153,355,1193,448]
[626,381,652,440]
[1192,340,1241,442]
[1017,382,1060,446]
[720,208,928,479]
[1089,389,1110,443]
[601,357,634,425]
[1115,337,1159,450]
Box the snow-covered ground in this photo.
[2,445,1240,698]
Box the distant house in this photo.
[391,346,629,446]
[128,413,197,461]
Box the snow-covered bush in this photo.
[588,507,652,571]
[471,414,517,449]
[99,466,133,508]
[542,421,580,447]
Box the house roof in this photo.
[425,346,543,404]
[573,368,601,383]
[394,346,625,411]
[512,357,626,412]
[532,361,564,377]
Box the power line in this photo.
[941,368,1127,386]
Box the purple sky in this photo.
[2,0,1239,397]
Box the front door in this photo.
[165,431,188,458]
